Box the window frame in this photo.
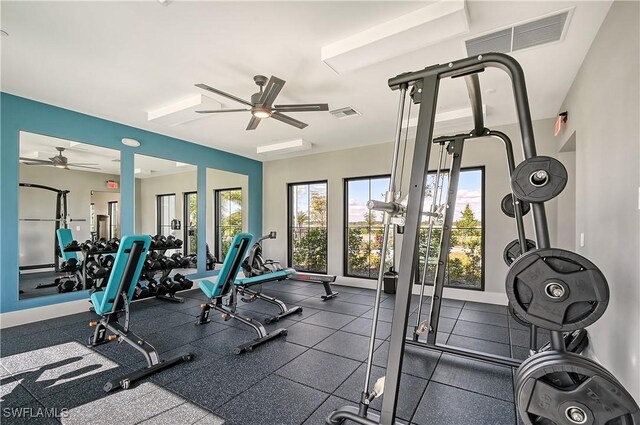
[156,193,176,237]
[214,187,243,260]
[287,180,329,274]
[413,165,485,291]
[107,201,119,240]
[343,174,392,279]
[183,191,197,256]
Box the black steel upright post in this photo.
[426,138,464,345]
[379,75,439,424]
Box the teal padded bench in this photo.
[196,233,288,354]
[87,234,193,391]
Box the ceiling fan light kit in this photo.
[195,74,329,130]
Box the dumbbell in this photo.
[61,257,79,271]
[144,255,162,270]
[82,240,98,253]
[106,238,120,251]
[148,278,167,297]
[173,238,183,248]
[134,283,150,300]
[160,276,182,294]
[102,255,115,270]
[58,280,81,293]
[158,256,176,270]
[86,259,108,279]
[173,273,193,290]
[154,235,168,248]
[65,240,81,250]
[166,235,176,248]
[171,253,190,268]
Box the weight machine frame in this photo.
[18,183,70,272]
[328,53,565,425]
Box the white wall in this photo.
[19,164,119,266]
[205,168,249,251]
[263,118,559,304]
[135,171,197,237]
[556,0,640,400]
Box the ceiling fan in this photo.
[195,75,329,130]
[19,147,100,170]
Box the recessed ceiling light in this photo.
[121,138,140,147]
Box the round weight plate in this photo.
[516,352,639,425]
[505,248,609,332]
[504,239,538,266]
[512,156,568,203]
[501,193,531,218]
[509,302,530,327]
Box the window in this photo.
[156,194,175,237]
[184,192,197,256]
[215,188,242,259]
[288,181,328,274]
[416,167,484,290]
[344,176,393,278]
[89,203,95,233]
[107,201,119,239]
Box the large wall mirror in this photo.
[206,168,249,265]
[19,131,120,299]
[134,154,197,276]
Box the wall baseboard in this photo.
[0,298,91,329]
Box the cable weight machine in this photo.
[328,53,638,425]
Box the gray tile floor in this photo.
[0,280,550,424]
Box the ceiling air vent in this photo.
[465,9,571,57]
[330,107,361,119]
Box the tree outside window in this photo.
[288,182,328,274]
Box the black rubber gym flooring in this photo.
[0,279,549,424]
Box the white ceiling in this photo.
[1,1,612,161]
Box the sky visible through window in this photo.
[347,170,482,222]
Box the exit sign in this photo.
[106,180,119,189]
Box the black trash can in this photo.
[383,267,398,294]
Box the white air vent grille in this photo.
[330,107,361,119]
[466,10,571,57]
[465,28,512,56]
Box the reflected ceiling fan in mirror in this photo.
[19,147,100,170]
[195,75,329,130]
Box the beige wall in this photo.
[556,0,640,400]
[263,118,559,304]
[135,171,197,237]
[19,164,119,266]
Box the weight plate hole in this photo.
[529,170,549,187]
[565,406,587,424]
[545,282,565,299]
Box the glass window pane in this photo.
[288,182,327,274]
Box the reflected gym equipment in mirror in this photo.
[133,154,197,301]
[206,168,249,267]
[19,131,120,299]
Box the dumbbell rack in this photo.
[64,245,116,291]
[141,246,187,304]
[64,244,190,303]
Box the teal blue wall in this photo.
[0,92,262,313]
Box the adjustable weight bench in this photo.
[196,233,288,354]
[87,235,194,392]
[234,268,303,324]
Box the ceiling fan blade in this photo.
[271,112,308,129]
[68,162,99,166]
[19,157,52,164]
[274,103,329,112]
[195,83,252,107]
[21,162,54,166]
[258,76,285,108]
[68,164,101,170]
[246,115,261,130]
[196,109,249,114]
